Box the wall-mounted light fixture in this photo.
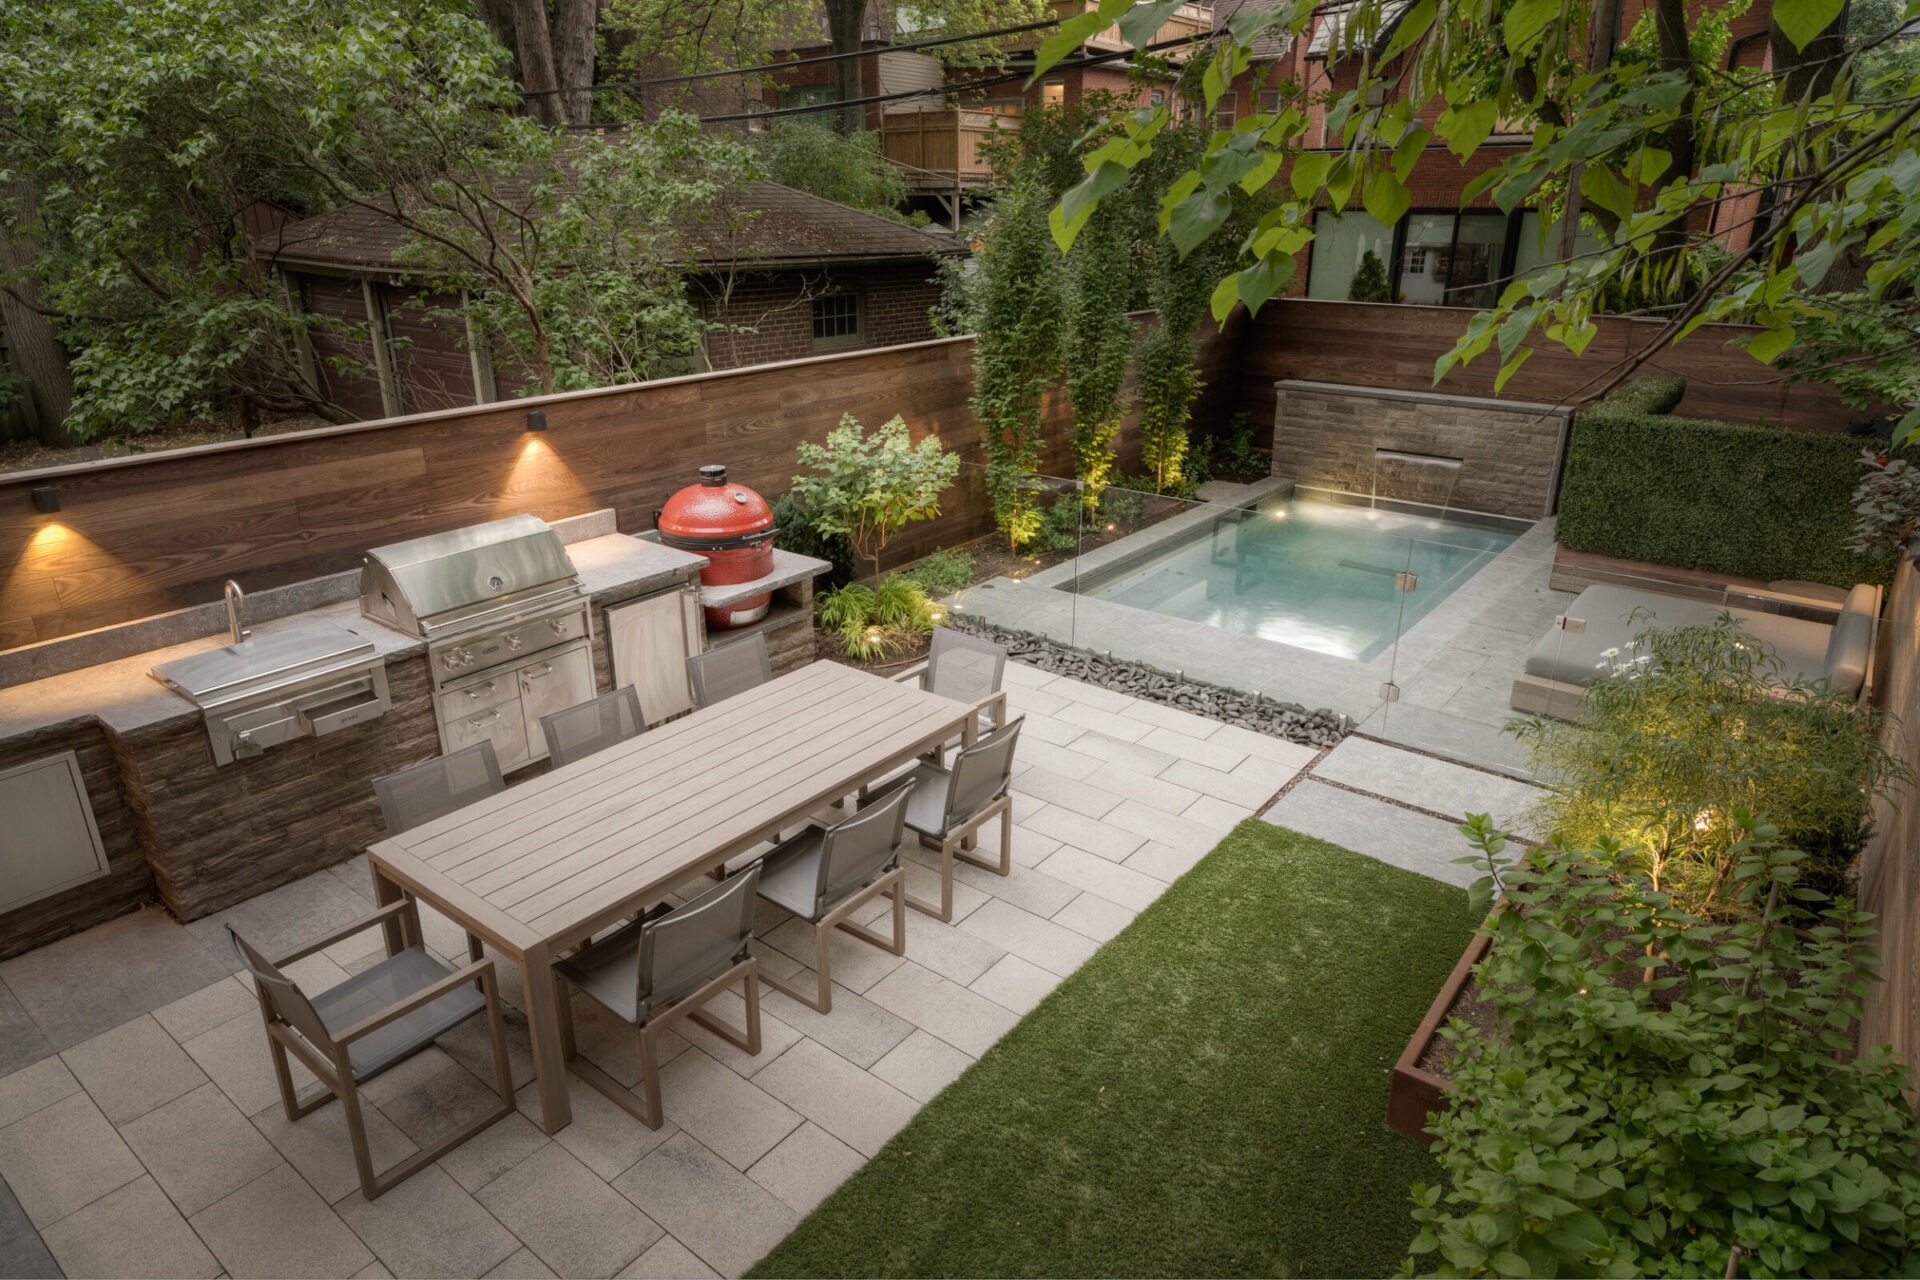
[526,410,548,432]
[31,485,60,514]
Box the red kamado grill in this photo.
[656,465,776,630]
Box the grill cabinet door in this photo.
[606,587,703,726]
[440,694,531,772]
[518,643,597,761]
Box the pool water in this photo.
[1070,497,1522,661]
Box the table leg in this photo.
[369,866,410,957]
[521,943,574,1133]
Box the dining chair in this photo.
[753,781,914,1013]
[371,741,504,835]
[553,864,763,1129]
[686,632,772,709]
[864,717,1024,922]
[540,685,645,768]
[227,905,515,1200]
[895,627,1009,763]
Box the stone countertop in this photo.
[700,548,834,609]
[0,532,706,742]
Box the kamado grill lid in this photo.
[655,466,775,551]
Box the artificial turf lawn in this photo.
[747,818,1481,1279]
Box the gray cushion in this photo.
[1823,608,1873,695]
[1523,585,1837,689]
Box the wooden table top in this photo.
[367,661,969,955]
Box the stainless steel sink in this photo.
[152,623,391,766]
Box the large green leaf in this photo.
[1167,188,1232,257]
[1362,170,1411,226]
[1031,5,1122,83]
[1380,0,1436,62]
[1051,161,1129,252]
[1235,252,1297,315]
[1503,0,1557,53]
[1579,165,1636,221]
[1289,151,1331,199]
[1745,325,1798,364]
[1116,0,1186,49]
[1773,0,1845,51]
[1438,101,1498,160]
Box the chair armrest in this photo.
[892,662,930,686]
[273,900,415,967]
[333,957,496,1046]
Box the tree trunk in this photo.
[472,0,523,85]
[1556,0,1625,264]
[823,0,869,133]
[510,0,566,127]
[553,0,598,128]
[1771,0,1849,101]
[1648,0,1698,277]
[0,178,79,446]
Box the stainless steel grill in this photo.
[361,516,596,772]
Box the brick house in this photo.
[1209,0,1776,304]
[265,180,962,421]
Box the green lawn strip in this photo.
[748,819,1479,1279]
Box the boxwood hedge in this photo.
[1555,379,1895,587]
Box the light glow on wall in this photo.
[493,436,595,519]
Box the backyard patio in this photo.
[0,656,1548,1279]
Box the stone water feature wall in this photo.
[1268,380,1572,520]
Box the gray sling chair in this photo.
[227,908,515,1200]
[371,741,505,965]
[540,685,646,768]
[866,717,1024,923]
[753,780,915,1013]
[686,632,773,709]
[553,864,763,1129]
[894,627,1010,764]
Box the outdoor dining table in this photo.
[365,659,978,1133]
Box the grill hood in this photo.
[360,515,581,638]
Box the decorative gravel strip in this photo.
[949,615,1352,749]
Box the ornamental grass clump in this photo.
[1512,615,1905,917]
[1411,814,1920,1279]
[816,575,937,660]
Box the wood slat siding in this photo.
[302,275,387,421]
[1861,559,1920,1099]
[2,315,1234,649]
[1237,300,1857,440]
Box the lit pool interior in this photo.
[1068,494,1525,662]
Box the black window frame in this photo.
[810,292,864,351]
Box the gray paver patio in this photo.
[0,663,1544,1278]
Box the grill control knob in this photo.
[442,651,458,669]
[504,633,522,651]
[550,618,568,636]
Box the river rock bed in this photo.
[949,616,1350,749]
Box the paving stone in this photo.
[521,1074,675,1183]
[893,859,991,924]
[39,1175,219,1280]
[354,1264,395,1279]
[1137,726,1247,773]
[863,963,1019,1058]
[1122,840,1211,884]
[0,909,230,1052]
[751,1040,916,1159]
[187,870,377,974]
[1050,892,1140,943]
[1020,806,1147,862]
[251,1088,419,1204]
[0,983,50,1080]
[1054,701,1154,743]
[1162,758,1285,809]
[943,855,1080,919]
[745,1121,865,1215]
[182,1009,318,1118]
[0,1165,57,1280]
[1050,757,1203,815]
[433,1108,549,1194]
[190,1163,374,1280]
[970,954,1062,1015]
[1119,699,1225,738]
[0,1090,143,1227]
[652,1049,800,1172]
[1105,799,1225,855]
[379,1062,510,1153]
[617,1234,718,1280]
[1183,793,1251,830]
[1010,740,1102,780]
[1262,779,1479,887]
[477,1144,663,1280]
[957,900,1097,978]
[566,995,693,1090]
[151,976,255,1045]
[612,1133,797,1279]
[1230,752,1310,792]
[1010,766,1123,819]
[485,1246,560,1279]
[336,1164,519,1279]
[1019,713,1088,747]
[1207,723,1322,770]
[870,1029,973,1104]
[0,1056,81,1130]
[1068,730,1179,777]
[1039,675,1138,713]
[1034,846,1168,910]
[670,987,802,1080]
[435,1002,539,1095]
[761,918,908,995]
[61,1014,207,1126]
[1311,735,1547,835]
[118,1082,282,1217]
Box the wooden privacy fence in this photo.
[1,317,1235,649]
[1861,559,1920,1099]
[1238,300,1859,437]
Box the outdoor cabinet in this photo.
[0,752,110,914]
[606,586,705,725]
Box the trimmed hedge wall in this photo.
[1557,379,1892,587]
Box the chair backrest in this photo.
[686,633,773,709]
[541,686,645,768]
[815,781,914,916]
[228,926,336,1053]
[942,716,1024,831]
[372,741,504,835]
[637,863,761,1020]
[924,628,1007,710]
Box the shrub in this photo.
[1410,814,1920,1279]
[815,575,936,660]
[1513,616,1906,914]
[1556,387,1902,586]
[1347,249,1391,303]
[789,414,961,580]
[900,550,974,597]
[771,490,854,586]
[1602,372,1688,415]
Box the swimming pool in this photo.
[1067,494,1524,662]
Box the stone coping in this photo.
[699,549,834,608]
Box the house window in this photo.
[811,293,863,350]
[1041,79,1066,108]
[1307,208,1524,307]
[1150,89,1167,108]
[779,84,840,110]
[1257,88,1284,114]
[1212,91,1237,129]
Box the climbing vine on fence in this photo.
[1064,195,1137,515]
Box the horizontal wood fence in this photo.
[1238,300,1858,438]
[1861,559,1920,1100]
[1,317,1228,650]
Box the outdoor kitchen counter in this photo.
[0,532,705,742]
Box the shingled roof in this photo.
[265,178,961,274]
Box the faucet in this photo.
[223,579,251,644]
